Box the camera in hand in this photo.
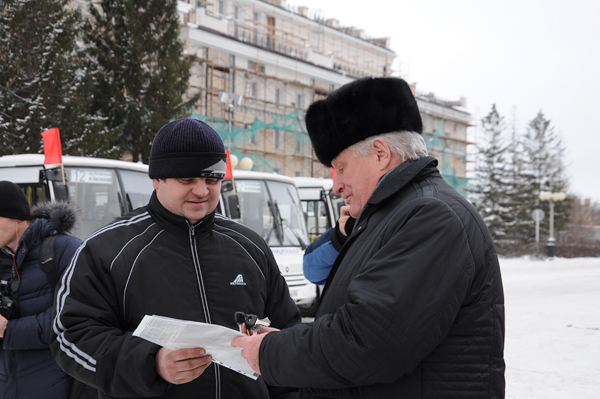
[0,280,20,320]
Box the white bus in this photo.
[293,177,344,242]
[293,177,345,316]
[219,170,315,310]
[0,154,315,309]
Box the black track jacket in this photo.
[50,192,301,399]
[260,156,505,398]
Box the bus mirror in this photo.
[53,183,69,201]
[228,195,240,219]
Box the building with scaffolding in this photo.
[177,0,395,179]
[416,92,471,194]
[72,0,471,192]
[177,0,471,193]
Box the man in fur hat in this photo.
[233,77,506,398]
[0,180,82,399]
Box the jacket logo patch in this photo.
[230,274,246,286]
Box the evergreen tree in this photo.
[470,104,511,240]
[521,111,570,241]
[84,0,199,162]
[503,133,538,242]
[0,0,111,157]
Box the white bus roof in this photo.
[0,154,149,173]
[293,177,333,190]
[229,170,296,185]
[0,154,300,185]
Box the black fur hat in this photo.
[305,77,423,167]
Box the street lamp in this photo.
[538,191,566,258]
[218,92,243,152]
[219,92,244,220]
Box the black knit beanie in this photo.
[149,118,227,179]
[0,181,31,220]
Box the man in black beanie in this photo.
[233,77,505,398]
[50,118,301,399]
[0,181,82,399]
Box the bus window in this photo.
[64,167,123,239]
[118,169,154,211]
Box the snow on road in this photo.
[501,257,600,398]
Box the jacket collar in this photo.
[356,156,439,222]
[148,191,215,238]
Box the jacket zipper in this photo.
[187,221,220,399]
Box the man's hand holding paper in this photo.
[156,347,212,384]
[133,315,260,380]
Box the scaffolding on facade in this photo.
[188,49,330,177]
[180,1,470,191]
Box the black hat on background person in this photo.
[305,76,423,167]
[148,118,227,180]
[0,180,31,221]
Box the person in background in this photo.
[233,77,505,398]
[302,205,354,285]
[50,118,301,399]
[0,180,81,399]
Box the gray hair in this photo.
[349,131,428,161]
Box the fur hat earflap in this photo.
[305,77,423,167]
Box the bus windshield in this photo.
[222,179,309,248]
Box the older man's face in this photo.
[331,147,382,218]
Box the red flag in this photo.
[40,128,63,164]
[225,149,233,179]
[329,167,336,180]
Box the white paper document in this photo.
[133,315,258,380]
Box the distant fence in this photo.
[495,240,600,258]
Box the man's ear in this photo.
[152,179,160,190]
[372,139,392,170]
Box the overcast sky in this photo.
[290,0,600,203]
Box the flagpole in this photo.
[60,163,66,185]
[226,149,237,195]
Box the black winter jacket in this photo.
[260,157,505,398]
[50,192,301,399]
[0,202,81,399]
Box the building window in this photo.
[229,55,235,66]
[273,130,284,150]
[296,137,305,155]
[250,81,257,98]
[297,94,303,109]
[276,88,283,105]
[248,60,265,74]
[217,0,224,16]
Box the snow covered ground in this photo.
[501,256,600,398]
[301,256,600,397]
